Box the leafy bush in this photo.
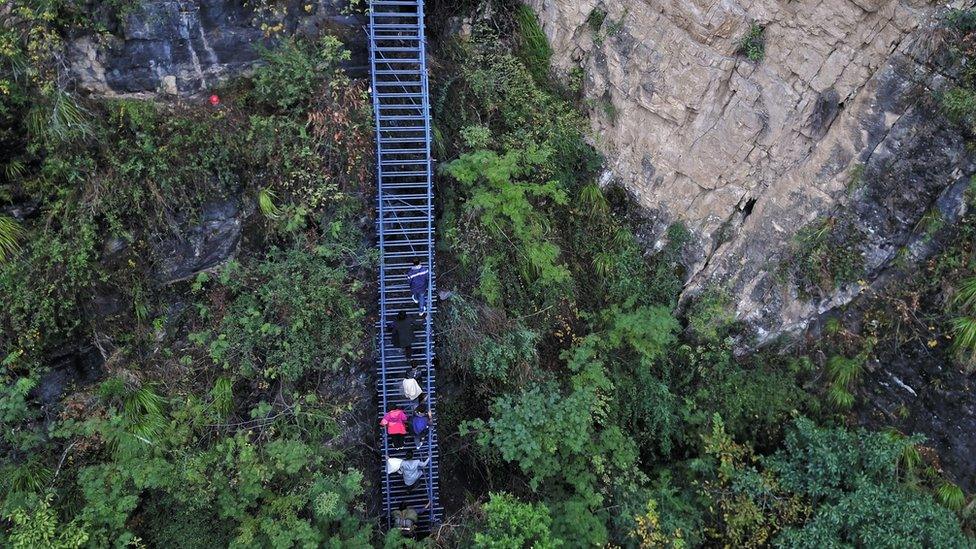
[737,24,766,62]
[514,6,552,85]
[251,35,352,112]
[463,382,595,490]
[689,348,810,447]
[471,326,538,380]
[587,9,608,32]
[196,245,366,381]
[686,288,735,343]
[775,484,969,548]
[474,492,563,548]
[2,495,89,549]
[696,416,962,546]
[0,219,98,359]
[947,8,976,32]
[782,216,865,298]
[443,145,572,303]
[765,418,913,503]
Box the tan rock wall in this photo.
[527,0,976,338]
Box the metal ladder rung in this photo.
[380,148,427,155]
[373,11,421,17]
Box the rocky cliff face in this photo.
[526,0,976,340]
[69,0,365,97]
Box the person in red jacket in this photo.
[380,405,408,449]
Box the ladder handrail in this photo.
[366,5,394,528]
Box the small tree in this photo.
[474,493,563,549]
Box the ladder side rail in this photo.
[367,3,394,529]
[416,0,438,525]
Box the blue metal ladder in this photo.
[368,0,442,533]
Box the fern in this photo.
[2,459,52,496]
[26,89,91,144]
[578,183,609,216]
[827,383,854,409]
[937,481,966,511]
[258,188,282,219]
[100,379,167,451]
[952,276,976,311]
[211,377,234,418]
[950,316,976,369]
[593,251,614,279]
[4,159,26,181]
[0,214,25,263]
[901,443,922,473]
[133,285,149,324]
[123,386,166,444]
[826,355,862,387]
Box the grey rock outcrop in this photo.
[526,0,976,340]
[69,0,366,97]
[153,198,242,283]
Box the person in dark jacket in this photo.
[407,258,429,317]
[410,400,432,448]
[388,311,416,361]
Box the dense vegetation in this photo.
[424,2,976,547]
[1,2,379,546]
[0,0,973,547]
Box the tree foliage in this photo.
[474,492,563,549]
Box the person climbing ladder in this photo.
[407,258,429,317]
[388,311,416,361]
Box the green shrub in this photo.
[251,35,351,112]
[783,216,865,298]
[587,9,608,32]
[442,145,572,305]
[0,219,98,358]
[940,87,976,131]
[474,492,563,548]
[3,495,90,549]
[765,418,913,502]
[947,8,976,33]
[737,24,766,62]
[197,244,366,381]
[471,326,538,380]
[514,6,552,86]
[775,484,969,548]
[686,288,735,343]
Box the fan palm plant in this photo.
[258,188,282,219]
[0,214,25,263]
[951,275,976,372]
[25,89,91,144]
